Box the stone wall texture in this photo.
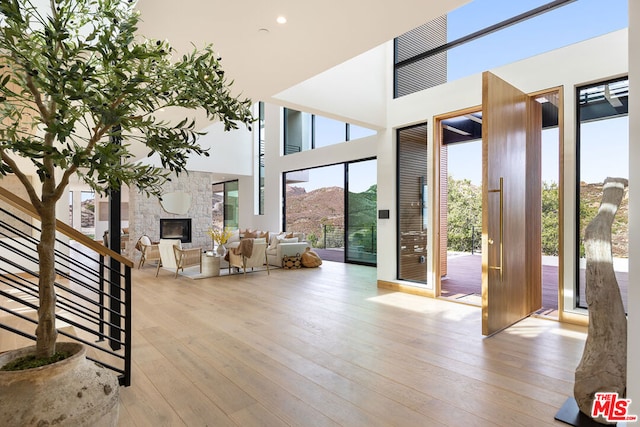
[128,170,213,258]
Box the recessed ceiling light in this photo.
[276,16,287,24]
[258,28,270,34]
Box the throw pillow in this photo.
[228,229,240,243]
[268,233,280,248]
[244,230,258,239]
[135,235,150,252]
[278,237,298,246]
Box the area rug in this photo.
[177,265,274,280]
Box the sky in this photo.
[446,0,628,81]
[448,116,629,186]
[445,0,628,185]
[288,160,376,193]
[291,0,629,192]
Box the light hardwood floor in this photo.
[112,261,587,426]
[1,261,587,426]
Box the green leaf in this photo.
[1,0,254,201]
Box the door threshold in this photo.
[438,293,481,307]
[532,307,559,320]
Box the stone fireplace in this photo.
[159,218,192,243]
[129,170,213,256]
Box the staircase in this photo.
[0,187,132,386]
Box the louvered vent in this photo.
[394,16,447,98]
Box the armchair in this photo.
[172,245,202,278]
[228,240,269,275]
[156,239,202,278]
[137,235,160,269]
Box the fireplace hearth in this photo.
[159,218,192,243]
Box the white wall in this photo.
[273,45,388,129]
[139,121,254,177]
[0,238,40,274]
[188,122,254,175]
[627,0,639,409]
[0,171,71,273]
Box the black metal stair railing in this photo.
[0,199,132,387]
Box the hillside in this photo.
[285,185,377,245]
[285,186,344,241]
[580,181,629,257]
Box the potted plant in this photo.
[0,0,252,424]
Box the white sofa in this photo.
[225,230,311,267]
[266,241,311,267]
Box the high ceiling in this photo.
[135,0,468,104]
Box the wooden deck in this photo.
[441,254,629,315]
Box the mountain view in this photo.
[580,181,629,257]
[285,185,377,248]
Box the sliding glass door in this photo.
[346,159,377,264]
[283,158,377,266]
[212,180,239,230]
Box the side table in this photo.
[201,252,221,277]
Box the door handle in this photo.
[488,177,503,282]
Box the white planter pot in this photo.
[0,342,120,427]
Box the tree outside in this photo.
[447,177,564,257]
[447,177,481,253]
[541,181,560,256]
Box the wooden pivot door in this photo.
[481,72,542,336]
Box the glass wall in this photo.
[284,109,312,154]
[284,159,378,266]
[283,108,377,154]
[80,190,95,238]
[258,102,265,215]
[395,0,628,98]
[576,77,629,312]
[447,0,627,81]
[397,124,428,284]
[212,180,239,230]
[346,159,377,264]
[348,124,377,141]
[68,191,73,226]
[284,164,345,262]
[315,116,347,148]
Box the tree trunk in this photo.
[35,200,58,358]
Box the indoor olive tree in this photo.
[0,0,253,358]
